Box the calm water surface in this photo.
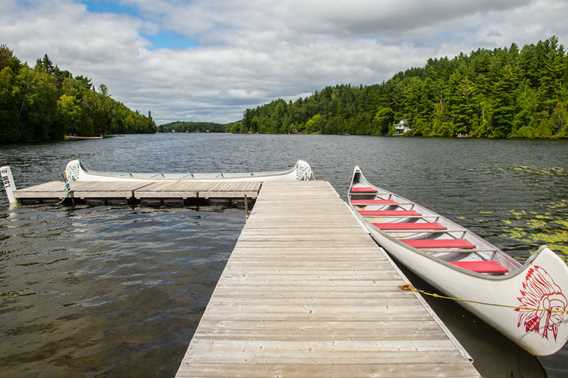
[1,134,567,377]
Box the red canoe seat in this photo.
[402,239,476,249]
[450,260,509,274]
[359,210,420,217]
[373,222,446,231]
[352,199,398,206]
[351,186,378,193]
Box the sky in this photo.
[1,0,567,124]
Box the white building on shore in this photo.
[394,120,410,135]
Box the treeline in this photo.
[0,45,156,144]
[158,121,227,133]
[235,37,568,138]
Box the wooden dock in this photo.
[13,181,261,202]
[175,181,480,377]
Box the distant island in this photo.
[0,45,156,144]
[232,37,568,139]
[158,121,230,133]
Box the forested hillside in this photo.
[158,121,227,133]
[233,37,568,138]
[0,45,156,144]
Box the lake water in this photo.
[1,133,567,377]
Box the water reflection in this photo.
[0,205,244,377]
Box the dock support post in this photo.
[244,195,249,219]
[1,166,18,206]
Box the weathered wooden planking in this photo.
[175,181,480,377]
[70,181,152,199]
[14,180,261,201]
[14,181,67,199]
[133,181,261,199]
[14,181,151,200]
[182,362,478,377]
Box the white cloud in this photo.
[1,0,568,123]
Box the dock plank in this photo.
[175,181,479,377]
[14,180,261,201]
[133,181,261,199]
[71,181,152,199]
[180,362,478,378]
[14,181,66,199]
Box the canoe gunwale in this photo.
[347,166,524,281]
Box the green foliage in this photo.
[0,44,21,72]
[305,114,322,134]
[225,120,243,133]
[15,66,60,142]
[0,46,155,144]
[158,121,228,133]
[57,94,82,136]
[237,37,568,139]
[374,107,394,135]
[0,66,21,143]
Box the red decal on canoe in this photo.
[515,265,567,341]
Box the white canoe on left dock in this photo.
[1,160,314,206]
[64,159,315,183]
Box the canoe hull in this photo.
[64,159,314,183]
[348,166,568,356]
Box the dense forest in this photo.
[158,121,227,133]
[232,37,568,139]
[0,45,156,144]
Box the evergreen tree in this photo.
[0,48,156,144]
[237,37,568,139]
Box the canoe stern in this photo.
[64,159,83,183]
[510,246,568,355]
[295,160,314,181]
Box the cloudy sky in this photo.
[1,0,567,123]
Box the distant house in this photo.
[394,120,410,135]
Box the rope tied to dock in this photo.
[400,283,568,315]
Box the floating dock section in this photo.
[175,181,480,377]
[11,181,261,203]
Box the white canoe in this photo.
[64,159,314,183]
[348,166,568,356]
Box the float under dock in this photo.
[13,181,261,202]
[175,181,480,377]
